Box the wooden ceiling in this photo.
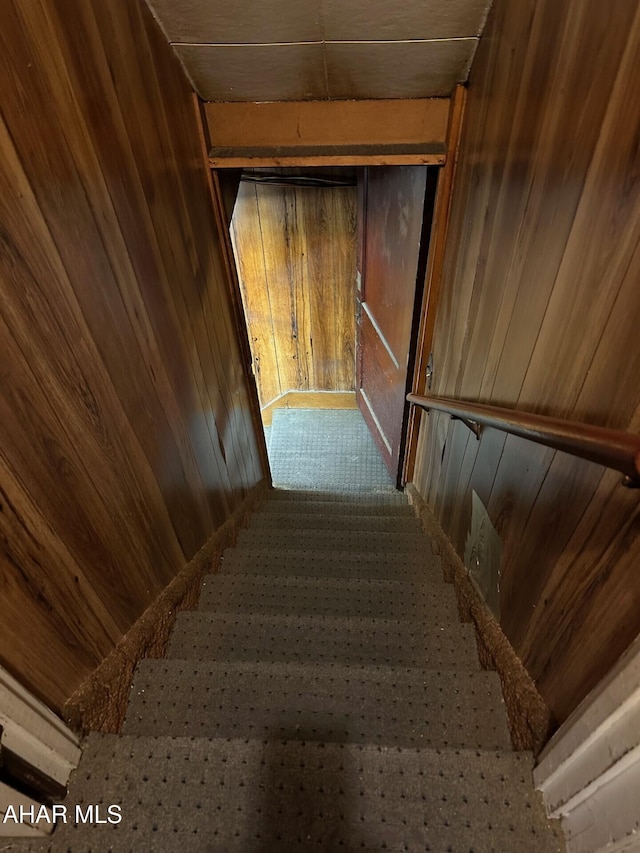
[144,0,493,101]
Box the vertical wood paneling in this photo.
[230,173,357,408]
[230,183,283,405]
[0,0,264,711]
[413,0,640,725]
[0,456,121,706]
[257,186,303,394]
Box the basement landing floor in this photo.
[266,407,395,494]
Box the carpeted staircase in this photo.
[13,409,564,851]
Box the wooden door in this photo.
[356,166,430,483]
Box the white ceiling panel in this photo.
[175,44,328,101]
[146,0,322,44]
[322,0,491,41]
[145,0,493,101]
[325,40,477,100]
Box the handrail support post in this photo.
[622,475,640,489]
[452,415,481,440]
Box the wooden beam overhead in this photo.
[204,98,450,167]
[209,150,446,168]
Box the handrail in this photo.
[407,393,640,488]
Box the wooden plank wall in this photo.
[0,0,265,712]
[413,0,640,726]
[230,171,357,408]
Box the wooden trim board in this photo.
[406,483,553,754]
[0,782,54,837]
[193,94,270,480]
[204,98,450,150]
[210,151,446,168]
[261,391,357,427]
[534,631,640,852]
[403,85,467,485]
[62,478,270,734]
[0,666,80,790]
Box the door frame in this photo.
[402,85,467,485]
[193,94,271,482]
[194,89,466,484]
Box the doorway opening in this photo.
[223,165,437,489]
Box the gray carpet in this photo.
[6,410,564,852]
[269,408,395,492]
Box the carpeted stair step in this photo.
[5,408,566,853]
[248,511,421,533]
[268,487,408,505]
[124,659,512,749]
[27,734,563,853]
[197,574,459,621]
[259,497,415,517]
[166,612,480,669]
[220,547,443,581]
[236,527,430,553]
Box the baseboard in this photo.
[0,665,81,792]
[261,391,357,426]
[406,483,553,755]
[62,478,271,735]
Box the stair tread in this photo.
[24,734,562,853]
[249,512,421,533]
[130,658,502,695]
[206,573,447,592]
[167,611,480,669]
[236,527,430,553]
[124,659,511,749]
[220,548,443,580]
[267,488,409,504]
[223,547,438,565]
[259,499,414,516]
[198,572,459,620]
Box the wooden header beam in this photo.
[204,98,450,167]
